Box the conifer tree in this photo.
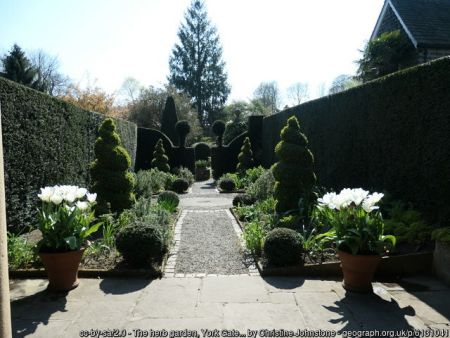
[151,139,170,172]
[1,44,36,87]
[272,116,316,213]
[91,118,135,214]
[237,137,254,173]
[168,0,230,129]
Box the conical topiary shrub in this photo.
[237,137,254,173]
[91,118,135,214]
[151,139,170,172]
[272,116,316,213]
[161,96,178,145]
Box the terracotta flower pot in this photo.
[338,250,381,293]
[39,248,85,292]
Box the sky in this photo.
[0,0,384,105]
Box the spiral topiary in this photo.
[175,120,190,148]
[194,142,211,161]
[272,116,316,213]
[151,139,170,172]
[91,118,135,214]
[212,120,226,146]
[237,137,254,174]
[263,227,303,266]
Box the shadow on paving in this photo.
[11,290,67,338]
[325,292,416,336]
[99,278,152,295]
[262,276,306,290]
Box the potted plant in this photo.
[317,188,396,293]
[36,185,101,292]
[195,160,210,181]
[431,227,450,285]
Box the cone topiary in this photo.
[151,139,170,172]
[237,137,254,173]
[272,116,316,213]
[161,96,178,145]
[91,118,135,214]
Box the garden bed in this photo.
[9,209,181,279]
[230,208,434,278]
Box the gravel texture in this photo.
[175,210,250,274]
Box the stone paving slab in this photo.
[9,276,450,337]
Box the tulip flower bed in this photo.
[8,184,181,277]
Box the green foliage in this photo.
[161,96,179,145]
[247,169,275,202]
[243,221,266,256]
[276,215,301,231]
[272,116,316,214]
[432,228,450,244]
[135,169,175,196]
[151,139,170,172]
[175,120,191,147]
[0,76,136,231]
[357,30,417,82]
[224,120,247,145]
[263,228,303,266]
[237,137,254,173]
[194,142,211,160]
[118,198,170,228]
[7,232,37,269]
[168,0,230,129]
[172,166,194,186]
[1,44,36,87]
[171,178,189,193]
[157,191,180,213]
[116,221,169,266]
[383,201,432,245]
[232,194,256,207]
[262,58,450,227]
[195,160,209,169]
[235,197,276,223]
[91,118,135,214]
[219,178,236,192]
[240,166,265,188]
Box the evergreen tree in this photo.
[161,96,179,145]
[272,116,316,213]
[91,118,135,214]
[151,139,170,172]
[237,137,254,173]
[168,0,230,129]
[1,44,36,87]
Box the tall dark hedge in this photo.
[262,57,450,225]
[272,116,316,213]
[161,96,178,145]
[91,118,135,214]
[0,77,137,230]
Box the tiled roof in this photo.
[390,0,450,48]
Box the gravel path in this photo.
[174,210,251,274]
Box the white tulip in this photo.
[76,201,89,211]
[38,187,54,202]
[64,193,76,203]
[86,193,97,203]
[50,194,63,205]
[76,187,87,199]
[318,192,337,209]
[349,188,369,206]
[362,192,384,213]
